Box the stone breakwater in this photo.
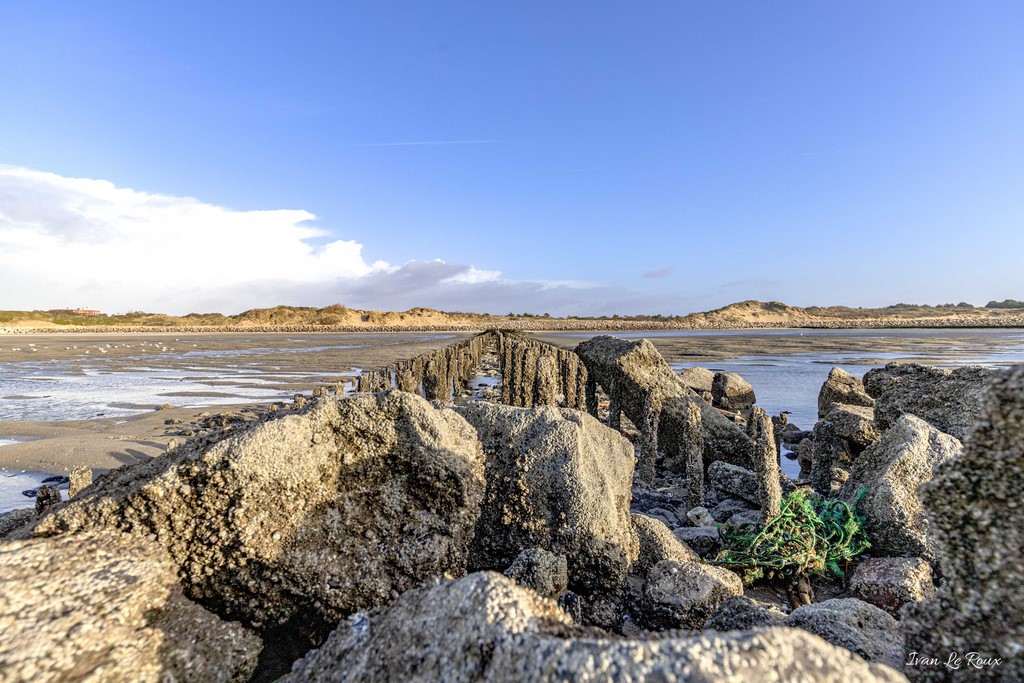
[3,314,1024,335]
[2,332,1022,682]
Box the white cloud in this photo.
[0,165,683,316]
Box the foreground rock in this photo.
[819,367,874,417]
[31,391,486,630]
[0,531,261,682]
[849,557,935,618]
[864,362,994,439]
[839,415,962,562]
[786,598,904,670]
[459,403,637,593]
[903,366,1024,681]
[286,572,907,682]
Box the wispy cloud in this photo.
[355,139,502,148]
[643,267,673,279]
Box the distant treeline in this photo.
[985,299,1024,309]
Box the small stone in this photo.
[671,526,720,558]
[685,506,715,527]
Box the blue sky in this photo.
[1,1,1022,315]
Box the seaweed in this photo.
[712,487,870,585]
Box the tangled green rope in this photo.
[712,488,870,585]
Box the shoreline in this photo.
[3,317,1024,334]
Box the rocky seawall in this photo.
[1,332,1021,682]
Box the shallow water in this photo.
[0,464,69,514]
[2,328,1023,502]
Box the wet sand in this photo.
[3,328,1023,478]
[0,332,469,474]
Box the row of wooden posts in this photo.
[348,331,793,518]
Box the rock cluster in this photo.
[30,391,487,631]
[902,366,1024,680]
[863,362,993,439]
[285,572,907,682]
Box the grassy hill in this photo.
[1,300,1022,332]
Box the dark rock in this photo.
[786,598,903,669]
[839,415,961,561]
[709,497,755,523]
[849,557,935,618]
[31,391,486,630]
[503,547,568,599]
[0,531,261,682]
[459,402,638,594]
[672,526,721,558]
[34,486,61,514]
[727,510,763,528]
[903,366,1024,681]
[0,508,35,539]
[638,560,743,630]
[864,362,994,440]
[818,367,874,417]
[705,595,787,630]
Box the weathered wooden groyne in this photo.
[351,330,593,411]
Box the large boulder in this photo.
[0,531,261,682]
[712,372,756,412]
[863,362,994,439]
[839,415,962,561]
[31,391,487,629]
[458,403,638,593]
[786,598,903,669]
[575,336,754,470]
[630,513,700,579]
[678,366,714,399]
[660,395,755,470]
[849,557,935,618]
[285,572,907,682]
[637,560,744,630]
[826,403,881,449]
[903,366,1024,681]
[819,367,874,417]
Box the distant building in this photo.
[48,308,103,316]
